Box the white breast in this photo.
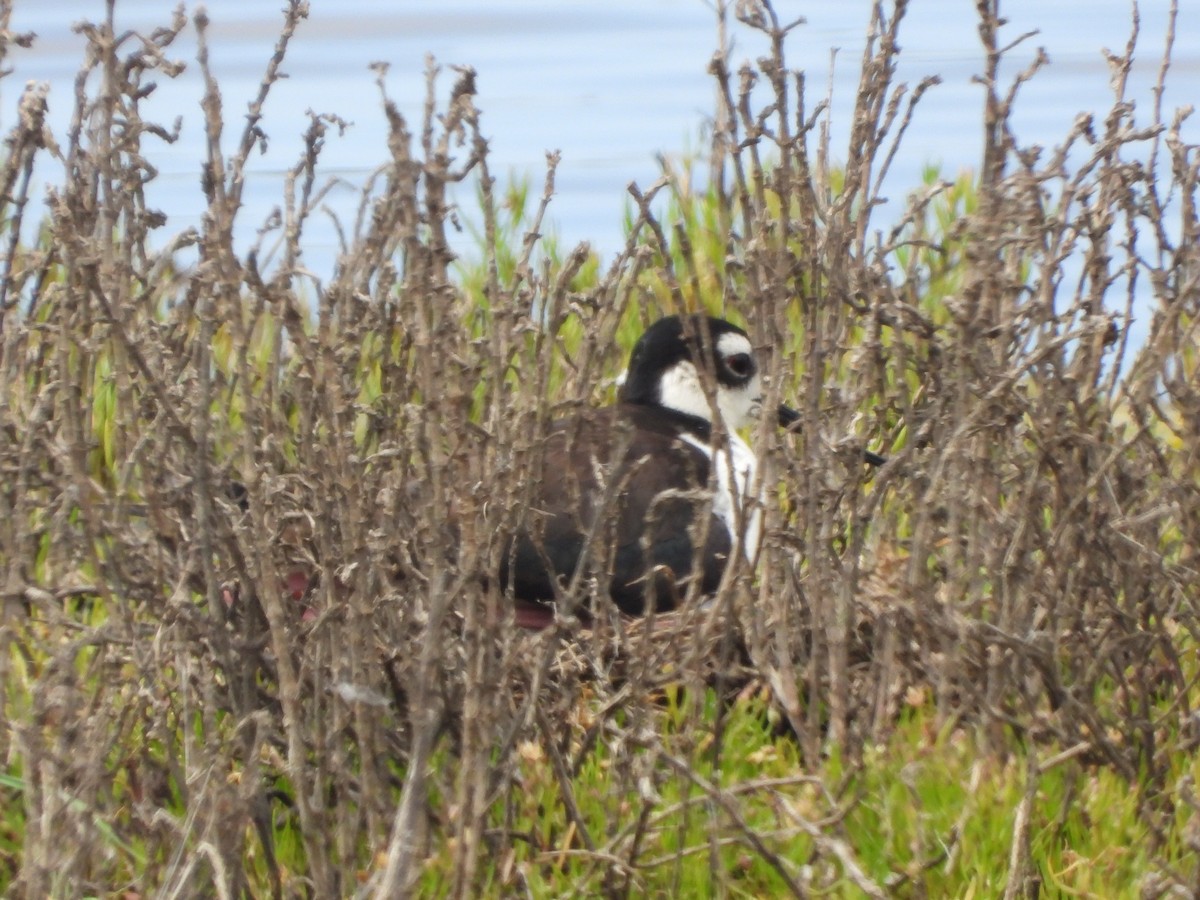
[680,432,762,561]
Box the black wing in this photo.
[503,404,731,616]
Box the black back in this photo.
[502,402,732,616]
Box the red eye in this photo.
[724,353,753,378]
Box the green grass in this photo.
[366,690,1199,896]
[5,149,1199,895]
[12,621,1192,898]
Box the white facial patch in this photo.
[657,331,764,431]
[716,332,762,430]
[717,378,762,431]
[657,360,710,422]
[715,331,753,357]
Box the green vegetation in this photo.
[2,0,1199,896]
[4,671,1197,895]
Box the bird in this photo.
[503,313,884,628]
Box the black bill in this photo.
[777,403,886,467]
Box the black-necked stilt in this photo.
[505,314,885,628]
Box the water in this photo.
[5,0,1197,302]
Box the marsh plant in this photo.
[1,0,1199,896]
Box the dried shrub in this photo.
[0,0,1197,895]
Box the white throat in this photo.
[679,430,763,561]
